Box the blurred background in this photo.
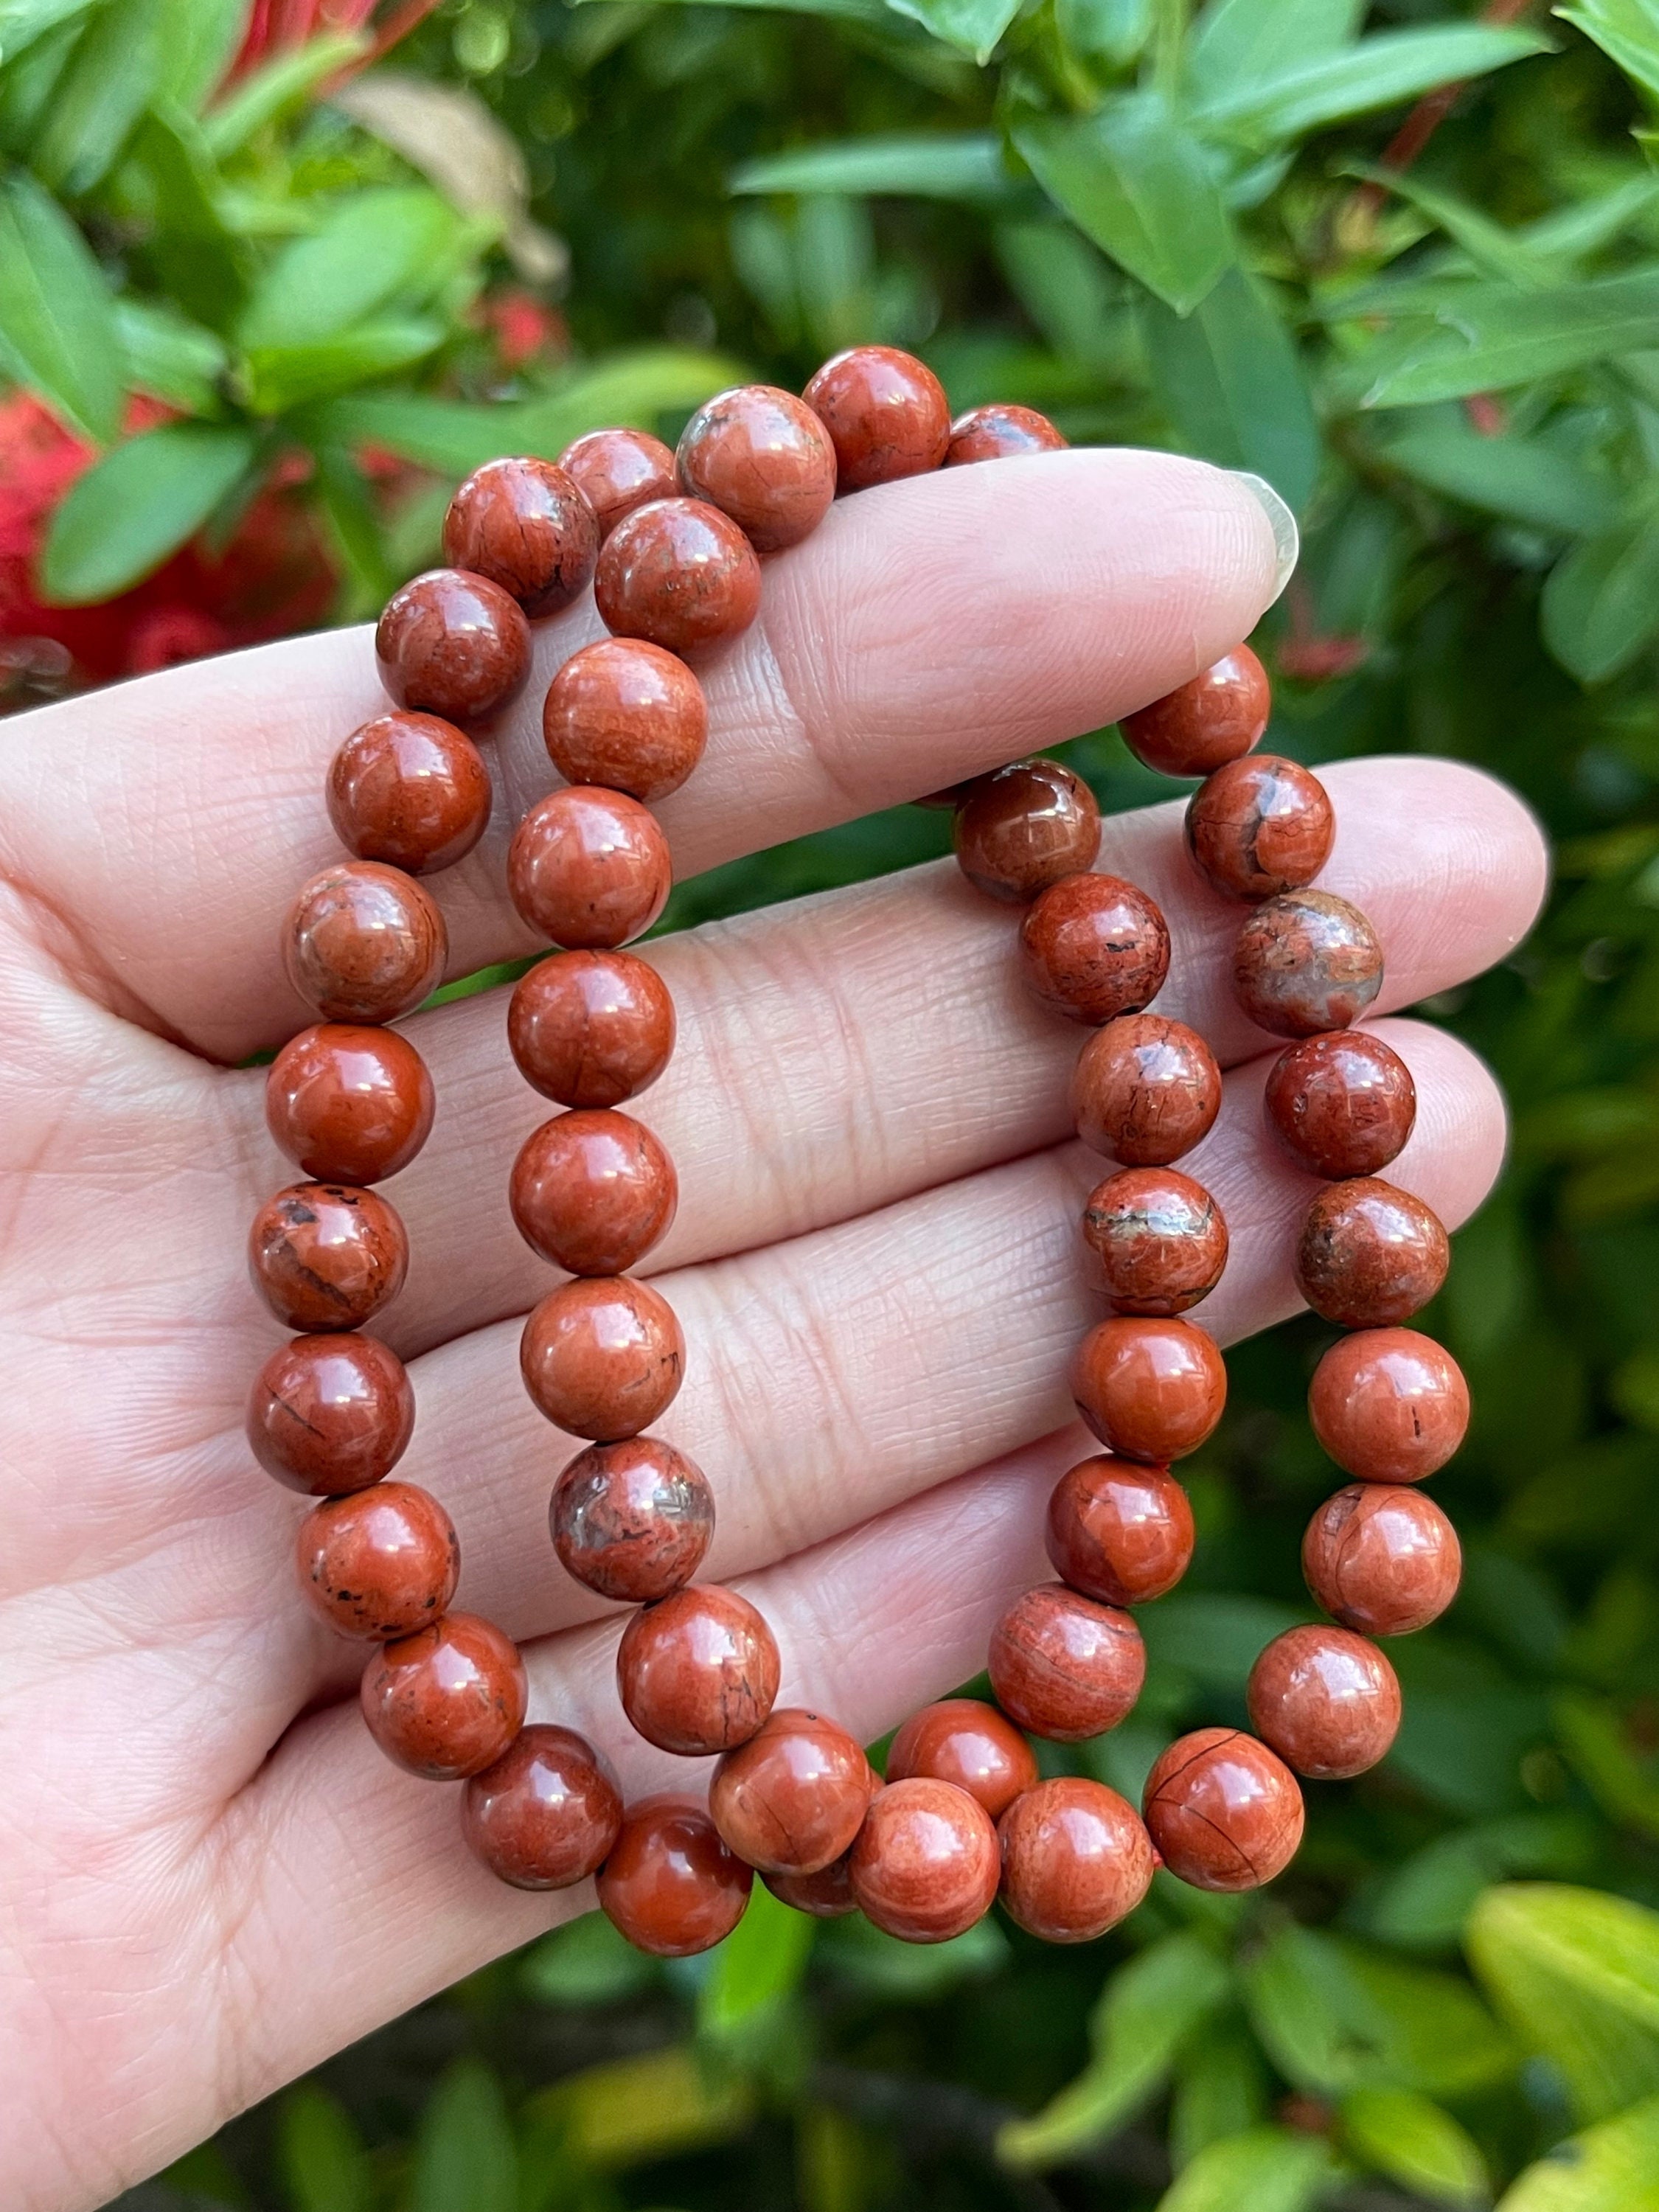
[8,0,1659,2205]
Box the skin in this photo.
[0,448,1547,2211]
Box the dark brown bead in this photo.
[988,1583,1145,1742]
[508,786,671,950]
[521,1276,684,1441]
[557,428,678,541]
[375,568,531,723]
[543,638,707,803]
[1071,1014,1222,1166]
[710,1707,873,1874]
[265,1023,434,1186]
[509,950,675,1109]
[945,404,1068,466]
[1020,874,1171,1026]
[597,1792,753,1955]
[327,712,491,877]
[616,1583,780,1756]
[763,1851,858,1917]
[248,1182,408,1332]
[1310,1326,1470,1485]
[1120,647,1271,779]
[886,1700,1037,1820]
[677,384,838,554]
[1234,891,1384,1040]
[551,1436,714,1602]
[1295,1178,1449,1328]
[509,1109,677,1276]
[283,862,447,1026]
[998,1778,1154,1942]
[295,1481,459,1640]
[1071,1317,1227,1464]
[1302,1484,1462,1635]
[1265,1030,1416,1180]
[1082,1167,1228,1316]
[1142,1727,1304,1891]
[849,1777,1000,1943]
[952,760,1101,904]
[1185,755,1334,902]
[360,1613,526,1781]
[802,347,950,493]
[1247,1626,1402,1781]
[442,456,599,618]
[248,1331,414,1495]
[594,498,762,657]
[462,1724,622,1890]
[1045,1455,1194,1607]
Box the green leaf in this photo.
[521,1911,660,2006]
[31,0,164,194]
[39,423,257,603]
[1192,25,1551,148]
[698,1878,813,2042]
[1141,266,1319,511]
[1541,514,1659,684]
[1342,271,1659,408]
[115,296,229,412]
[311,446,394,620]
[1498,2091,1659,2211]
[1186,0,1366,108]
[1138,1592,1310,1693]
[1357,1812,1598,1953]
[236,187,459,350]
[1379,414,1619,535]
[242,318,446,414]
[201,32,367,157]
[1155,2126,1335,2212]
[278,2083,369,2212]
[1171,2019,1269,2170]
[883,0,1019,62]
[1345,161,1554,286]
[1340,2087,1487,2208]
[1057,0,1151,67]
[529,2043,752,2169]
[731,131,1009,200]
[410,2061,518,2212]
[155,0,246,112]
[0,0,96,61]
[1557,0,1659,107]
[819,1909,1009,1997]
[127,105,246,330]
[0,170,120,442]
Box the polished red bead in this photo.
[248,1181,408,1333]
[594,497,762,656]
[1309,1326,1469,1484]
[945,403,1068,465]
[1295,1178,1449,1327]
[359,1612,526,1781]
[283,861,447,1026]
[265,1023,434,1186]
[997,1778,1154,1942]
[462,1724,622,1890]
[1265,1029,1416,1180]
[1082,1166,1228,1316]
[520,1276,684,1441]
[951,759,1101,904]
[802,347,950,492]
[551,1435,714,1601]
[598,1792,753,1955]
[677,384,837,553]
[248,1330,414,1495]
[543,638,708,803]
[1185,755,1334,902]
[849,1777,1000,1943]
[1142,1728,1304,1891]
[442,456,599,618]
[763,1851,858,1917]
[1071,1014,1222,1166]
[508,950,675,1108]
[710,1707,873,1874]
[327,712,492,877]
[988,1583,1145,1742]
[1044,1455,1194,1607]
[1070,1317,1227,1463]
[1120,647,1270,779]
[1247,1626,1402,1781]
[557,428,679,540]
[508,786,672,950]
[616,1584,780,1755]
[1020,874,1171,1026]
[1234,891,1384,1039]
[375,568,531,723]
[295,1481,459,1640]
[1303,1483,1462,1636]
[509,1108,678,1276]
[886,1699,1038,1820]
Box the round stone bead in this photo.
[1020,874,1171,1026]
[375,568,531,723]
[598,1792,753,1956]
[1120,647,1271,779]
[1142,1728,1304,1891]
[509,950,675,1108]
[802,347,950,491]
[521,1276,684,1441]
[442,456,599,618]
[265,1023,434,1186]
[952,759,1101,904]
[945,403,1068,466]
[1303,1484,1462,1636]
[462,1725,623,1891]
[1071,1317,1227,1463]
[710,1707,874,1875]
[1310,1326,1470,1484]
[327,712,492,877]
[998,1778,1154,1943]
[359,1612,526,1781]
[509,1109,677,1276]
[1185,755,1335,902]
[283,862,447,1026]
[886,1699,1038,1820]
[849,1777,1000,1943]
[764,1851,858,1917]
[1295,1178,1450,1328]
[616,1584,781,1756]
[594,498,762,657]
[551,1436,714,1602]
[248,1182,408,1332]
[1247,1626,1402,1781]
[543,638,707,803]
[295,1481,459,1640]
[988,1583,1145,1742]
[508,786,671,950]
[1071,1014,1222,1166]
[248,1331,414,1495]
[1045,1455,1194,1607]
[676,384,838,553]
[557,428,678,541]
[1082,1166,1228,1316]
[1265,1030,1416,1180]
[1234,890,1384,1039]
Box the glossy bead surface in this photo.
[1234,890,1384,1040]
[1185,755,1334,902]
[283,862,447,1025]
[509,950,675,1108]
[849,1777,1000,1943]
[1082,1166,1228,1316]
[1020,874,1171,1026]
[1045,1455,1194,1607]
[594,497,762,656]
[998,1778,1154,1943]
[945,403,1068,465]
[551,1435,714,1601]
[510,1108,678,1276]
[375,568,531,723]
[442,456,599,617]
[1120,647,1270,779]
[1071,1014,1222,1166]
[359,1612,526,1781]
[248,1182,408,1333]
[952,759,1101,904]
[677,383,837,553]
[1310,1326,1470,1484]
[248,1331,414,1495]
[543,638,707,802]
[1247,1626,1402,1781]
[988,1583,1145,1742]
[710,1707,873,1874]
[886,1699,1038,1819]
[1071,1317,1227,1464]
[521,1276,684,1441]
[1296,1178,1449,1327]
[616,1583,780,1755]
[1303,1483,1462,1635]
[265,1023,434,1186]
[802,347,950,492]
[508,786,671,950]
[462,1725,622,1890]
[598,1793,753,1955]
[557,428,678,540]
[1142,1728,1304,1891]
[295,1481,459,1639]
[1265,1030,1416,1180]
[764,1852,858,1917]
[327,712,491,877]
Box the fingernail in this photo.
[1230,471,1299,602]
